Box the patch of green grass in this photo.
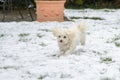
[37,33,44,38]
[70,17,81,19]
[103,9,115,12]
[38,29,50,32]
[101,77,113,80]
[38,74,48,80]
[19,38,31,42]
[92,50,107,55]
[64,16,74,21]
[101,57,113,64]
[107,34,120,47]
[110,34,120,43]
[112,37,120,42]
[65,1,120,9]
[0,66,18,70]
[60,73,72,78]
[115,42,120,47]
[18,33,31,42]
[19,33,30,37]
[0,34,5,38]
[70,16,104,20]
[84,17,104,20]
[39,42,47,47]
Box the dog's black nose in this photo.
[60,40,63,43]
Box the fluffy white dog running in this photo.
[52,22,86,56]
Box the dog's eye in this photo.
[58,35,61,38]
[63,36,66,38]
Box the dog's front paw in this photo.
[59,51,68,56]
[59,51,66,56]
[60,51,65,55]
[60,50,72,56]
[64,50,72,56]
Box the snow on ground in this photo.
[0,9,120,80]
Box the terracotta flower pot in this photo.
[36,0,66,22]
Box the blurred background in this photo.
[0,0,120,22]
[65,0,120,9]
[0,0,120,10]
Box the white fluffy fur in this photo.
[52,22,86,56]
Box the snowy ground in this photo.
[0,9,120,80]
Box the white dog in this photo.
[52,22,86,56]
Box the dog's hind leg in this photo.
[77,22,86,45]
[80,30,86,45]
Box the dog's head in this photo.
[52,27,74,45]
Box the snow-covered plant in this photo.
[0,34,4,38]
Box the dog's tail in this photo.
[77,22,86,45]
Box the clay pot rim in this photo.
[36,0,66,3]
[36,0,66,1]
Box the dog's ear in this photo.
[52,27,59,37]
